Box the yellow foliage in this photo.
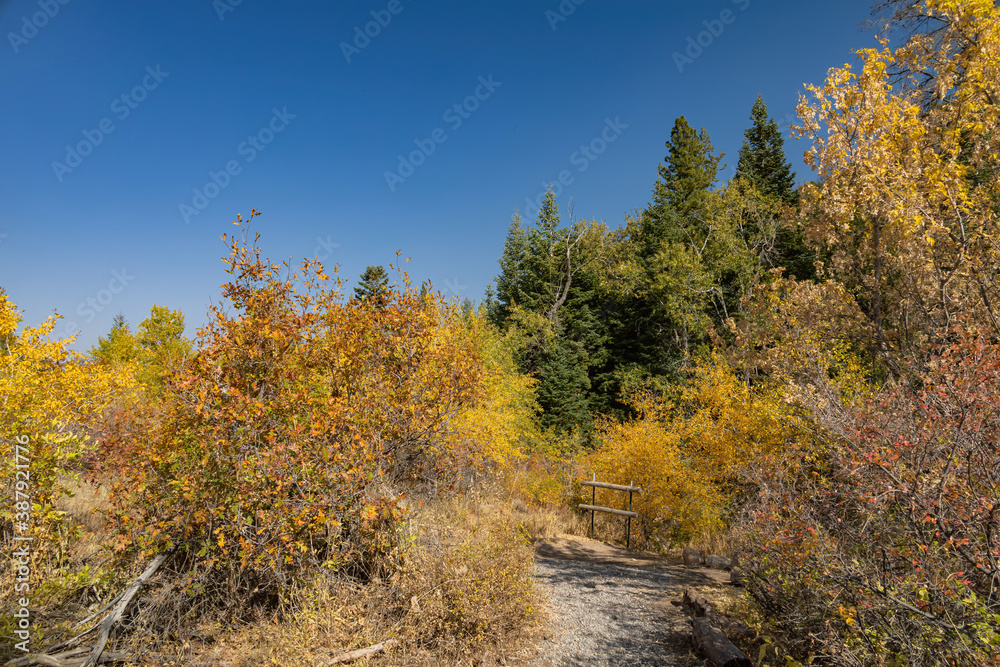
[591,354,798,544]
[515,463,566,506]
[0,291,134,593]
[1,291,134,498]
[448,310,541,470]
[794,0,1000,354]
[733,273,876,409]
[592,415,721,541]
[96,217,547,609]
[674,358,790,474]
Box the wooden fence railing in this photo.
[579,474,642,549]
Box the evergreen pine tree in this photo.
[490,186,568,322]
[644,116,725,255]
[614,117,724,383]
[353,265,390,306]
[734,95,821,280]
[525,187,563,314]
[534,327,592,435]
[557,265,609,420]
[488,189,613,437]
[490,212,530,325]
[735,95,797,204]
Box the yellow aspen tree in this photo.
[795,0,1000,365]
[0,290,134,573]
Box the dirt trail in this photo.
[524,535,730,667]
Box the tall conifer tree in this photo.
[643,116,725,255]
[734,95,819,280]
[489,212,530,326]
[615,117,724,383]
[735,95,797,204]
[488,187,610,437]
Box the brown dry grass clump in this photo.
[141,492,545,667]
[3,478,545,667]
[54,475,109,534]
[511,500,588,542]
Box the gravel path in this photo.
[525,537,729,667]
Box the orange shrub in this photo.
[98,212,490,615]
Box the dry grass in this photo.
[4,469,608,666]
[132,490,546,667]
[53,475,110,533]
[687,528,740,562]
[510,499,588,542]
[0,474,122,664]
[543,503,740,560]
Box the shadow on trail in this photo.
[533,539,677,568]
[532,556,717,666]
[535,555,712,589]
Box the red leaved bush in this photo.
[740,325,1000,666]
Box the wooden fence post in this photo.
[579,478,642,549]
[626,480,633,549]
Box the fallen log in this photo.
[70,588,129,632]
[7,552,172,667]
[82,551,171,667]
[324,639,398,664]
[682,587,714,617]
[691,617,751,667]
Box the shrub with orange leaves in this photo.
[98,212,492,621]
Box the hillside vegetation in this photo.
[3,1,1000,665]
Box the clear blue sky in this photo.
[1,0,877,350]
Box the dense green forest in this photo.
[484,94,810,436]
